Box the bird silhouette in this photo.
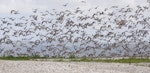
[10,10,19,14]
[0,2,150,58]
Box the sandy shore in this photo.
[0,60,150,73]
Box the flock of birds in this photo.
[0,1,150,58]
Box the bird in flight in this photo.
[10,10,19,14]
[81,1,86,3]
[63,3,68,7]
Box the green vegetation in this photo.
[69,54,76,59]
[0,56,150,63]
[62,57,150,63]
[50,55,65,59]
[0,55,43,60]
[70,57,150,63]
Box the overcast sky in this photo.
[0,0,148,15]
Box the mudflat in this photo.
[0,60,150,73]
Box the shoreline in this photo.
[0,60,150,73]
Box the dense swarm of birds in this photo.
[0,1,150,58]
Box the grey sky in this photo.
[0,0,148,15]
